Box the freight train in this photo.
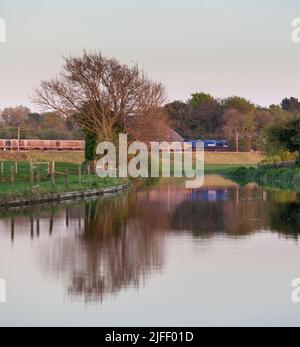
[0,139,85,151]
[0,138,228,152]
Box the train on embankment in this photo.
[0,139,85,151]
[0,138,229,152]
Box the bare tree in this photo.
[32,51,167,141]
[223,108,255,152]
[1,105,31,127]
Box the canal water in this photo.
[1,175,300,326]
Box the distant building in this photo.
[165,127,184,143]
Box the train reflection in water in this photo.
[189,189,229,202]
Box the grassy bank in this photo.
[224,164,300,191]
[0,150,263,166]
[0,161,124,201]
[0,151,264,202]
[0,151,84,164]
[204,152,264,165]
[204,164,257,174]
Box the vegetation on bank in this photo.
[224,164,300,191]
[223,108,300,190]
[0,161,124,202]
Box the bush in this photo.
[261,151,298,165]
[85,131,98,162]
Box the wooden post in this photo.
[51,174,56,190]
[30,164,34,191]
[78,165,82,188]
[15,161,18,175]
[51,161,56,190]
[1,162,3,175]
[65,169,70,190]
[52,161,55,176]
[10,164,15,193]
[37,167,40,188]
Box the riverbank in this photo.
[224,164,300,191]
[0,160,128,207]
[0,183,129,208]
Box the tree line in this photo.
[165,93,300,153]
[3,51,300,159]
[0,106,84,140]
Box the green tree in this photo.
[267,118,300,154]
[223,96,255,114]
[85,131,98,162]
[281,97,300,113]
[187,93,214,109]
[165,101,192,139]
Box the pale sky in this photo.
[1,0,300,111]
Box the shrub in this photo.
[261,151,298,165]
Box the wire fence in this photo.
[0,161,120,197]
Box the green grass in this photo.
[204,164,257,174]
[0,161,125,200]
[224,164,300,191]
[204,152,264,165]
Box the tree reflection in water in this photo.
[1,176,300,303]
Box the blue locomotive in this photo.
[186,140,229,151]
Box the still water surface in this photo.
[1,176,300,326]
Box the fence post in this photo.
[78,165,82,189]
[65,169,70,190]
[52,161,55,176]
[10,164,15,194]
[37,167,40,188]
[30,163,33,191]
[15,161,18,175]
[51,161,56,191]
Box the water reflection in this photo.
[1,176,300,303]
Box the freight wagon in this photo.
[0,139,85,151]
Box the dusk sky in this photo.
[1,0,300,110]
